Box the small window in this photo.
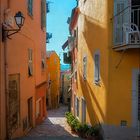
[28,49,33,76]
[28,0,33,16]
[76,97,79,117]
[94,53,100,83]
[41,52,45,70]
[83,56,87,80]
[75,71,77,81]
[36,99,41,118]
[41,0,46,29]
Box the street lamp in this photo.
[2,11,25,41]
[14,11,25,28]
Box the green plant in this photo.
[70,118,79,130]
[86,127,95,137]
[86,124,100,137]
[75,123,82,132]
[93,124,100,136]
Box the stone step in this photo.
[14,136,84,140]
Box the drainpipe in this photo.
[0,0,1,138]
[4,0,10,139]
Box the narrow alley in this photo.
[15,105,83,140]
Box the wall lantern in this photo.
[2,11,25,41]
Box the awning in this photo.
[62,40,68,50]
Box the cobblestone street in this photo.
[15,105,83,140]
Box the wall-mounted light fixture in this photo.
[2,11,25,41]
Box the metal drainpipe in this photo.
[4,0,10,139]
[0,0,1,138]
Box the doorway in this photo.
[81,98,86,124]
[28,97,33,128]
[132,69,140,136]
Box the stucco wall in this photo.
[0,0,46,139]
[77,0,109,125]
[46,52,60,109]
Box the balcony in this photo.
[113,5,140,51]
[63,52,72,64]
[46,32,52,43]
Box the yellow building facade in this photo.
[71,0,140,139]
[46,51,60,109]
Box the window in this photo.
[82,98,86,123]
[113,0,131,46]
[83,56,87,80]
[75,71,77,81]
[28,0,33,16]
[41,52,45,70]
[41,0,46,29]
[76,97,79,117]
[36,99,41,118]
[28,48,33,76]
[74,96,79,118]
[94,53,100,83]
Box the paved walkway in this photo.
[15,105,83,140]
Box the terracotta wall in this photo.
[0,0,46,139]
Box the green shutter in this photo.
[41,0,46,29]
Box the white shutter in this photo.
[114,0,130,45]
[83,56,87,80]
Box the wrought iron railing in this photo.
[113,5,140,46]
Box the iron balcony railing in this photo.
[113,5,140,47]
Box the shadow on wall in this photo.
[79,71,106,125]
[78,14,109,124]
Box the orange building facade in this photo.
[0,0,47,139]
[46,51,60,109]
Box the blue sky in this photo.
[47,0,76,65]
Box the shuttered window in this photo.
[28,0,33,16]
[94,53,100,83]
[28,49,33,76]
[41,0,46,29]
[83,56,87,80]
[41,52,46,70]
[76,97,79,117]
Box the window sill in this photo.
[94,81,101,86]
[28,13,34,19]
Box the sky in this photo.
[47,0,76,66]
